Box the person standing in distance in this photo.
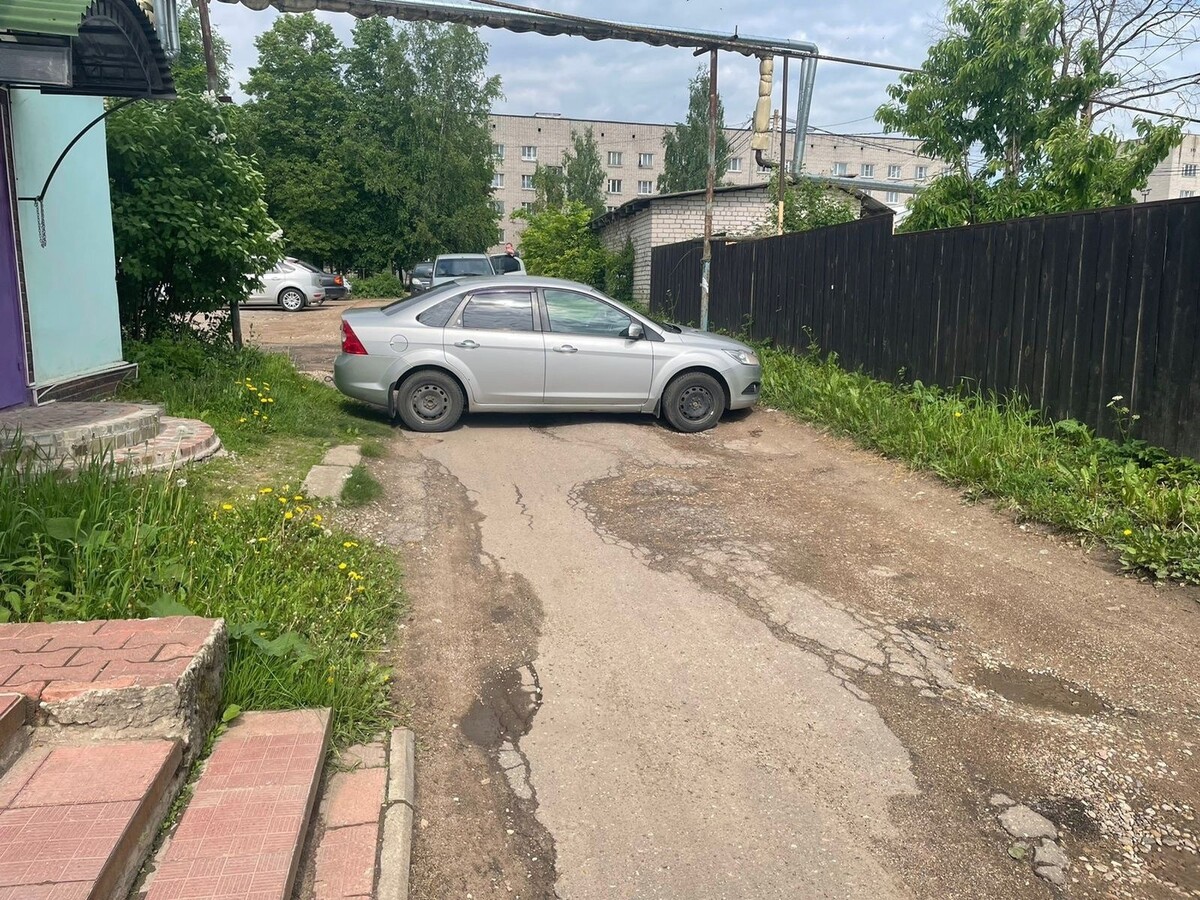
[496,242,522,274]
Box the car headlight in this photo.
[724,349,759,366]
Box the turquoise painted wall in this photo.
[10,90,124,386]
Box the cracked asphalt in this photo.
[258,303,1200,899]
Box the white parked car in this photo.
[245,259,327,311]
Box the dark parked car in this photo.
[291,258,351,300]
[408,261,433,295]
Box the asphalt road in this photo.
[258,301,1200,899]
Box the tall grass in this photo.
[121,335,390,453]
[0,455,400,744]
[760,345,1200,584]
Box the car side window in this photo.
[543,289,632,338]
[459,291,535,332]
[416,295,463,327]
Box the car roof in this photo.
[434,253,490,260]
[435,274,597,291]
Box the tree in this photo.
[1057,0,1200,120]
[109,82,276,339]
[877,0,1181,231]
[561,127,605,215]
[531,163,565,213]
[241,14,354,268]
[513,202,608,287]
[658,65,730,194]
[172,4,231,95]
[757,175,857,235]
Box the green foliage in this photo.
[531,163,566,213]
[759,344,1200,584]
[878,0,1182,231]
[659,65,731,194]
[0,456,400,743]
[513,201,609,288]
[603,238,635,303]
[562,127,606,216]
[354,272,406,299]
[107,94,277,340]
[121,334,389,453]
[341,465,383,507]
[172,5,231,95]
[757,174,858,235]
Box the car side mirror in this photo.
[627,322,644,340]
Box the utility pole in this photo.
[778,56,789,236]
[700,48,717,332]
[195,0,243,349]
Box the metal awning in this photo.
[0,0,94,37]
[213,0,819,58]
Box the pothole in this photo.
[972,665,1111,716]
[1031,795,1101,838]
[460,663,542,749]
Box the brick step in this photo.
[0,402,162,463]
[144,708,332,900]
[108,416,222,473]
[0,737,182,899]
[0,695,25,774]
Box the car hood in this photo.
[670,326,754,353]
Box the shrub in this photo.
[354,272,406,299]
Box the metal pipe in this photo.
[792,56,817,173]
[700,48,717,333]
[778,54,788,234]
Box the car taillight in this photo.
[334,275,343,285]
[342,321,367,355]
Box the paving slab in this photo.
[144,708,331,900]
[322,445,363,468]
[0,739,180,899]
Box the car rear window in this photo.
[382,282,462,315]
[416,295,463,327]
[435,257,493,277]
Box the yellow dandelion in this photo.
[338,562,348,570]
[259,487,273,494]
[313,514,323,523]
[284,511,294,520]
[260,396,269,403]
[262,416,269,422]
[350,631,360,640]
[342,541,358,548]
[293,495,304,501]
[953,411,963,418]
[238,417,247,423]
[221,503,234,511]
[1122,528,1132,536]
[349,571,363,581]
[266,398,275,404]
[263,382,270,388]
[326,676,334,684]
[257,537,268,543]
[188,539,197,546]
[247,385,257,392]
[356,586,365,593]
[253,409,260,416]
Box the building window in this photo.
[608,151,623,167]
[498,229,504,243]
[916,165,928,181]
[606,205,618,212]
[729,157,742,172]
[491,173,504,189]
[493,143,505,160]
[637,180,653,195]
[608,178,623,194]
[521,174,535,190]
[861,163,875,177]
[521,145,537,161]
[833,162,848,176]
[888,164,902,179]
[521,201,535,210]
[490,200,504,214]
[885,191,899,204]
[638,152,654,168]
[1185,164,1198,177]
[1181,190,1195,198]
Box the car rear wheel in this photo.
[278,288,307,312]
[662,372,725,433]
[396,370,464,433]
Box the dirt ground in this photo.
[256,308,1200,900]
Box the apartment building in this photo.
[488,112,944,246]
[1140,132,1200,202]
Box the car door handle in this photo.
[553,345,578,353]
[454,339,479,349]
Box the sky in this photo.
[208,0,946,133]
[208,0,1197,135]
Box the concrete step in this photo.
[0,617,227,760]
[0,694,25,774]
[144,708,332,900]
[0,737,182,899]
[0,402,162,462]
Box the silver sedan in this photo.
[333,276,761,432]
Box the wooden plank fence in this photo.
[648,197,1200,458]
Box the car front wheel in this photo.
[663,371,726,432]
[278,288,307,312]
[395,370,464,433]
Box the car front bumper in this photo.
[723,363,762,410]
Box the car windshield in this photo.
[413,264,433,278]
[382,281,462,315]
[435,257,493,277]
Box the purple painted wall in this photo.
[0,97,29,410]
